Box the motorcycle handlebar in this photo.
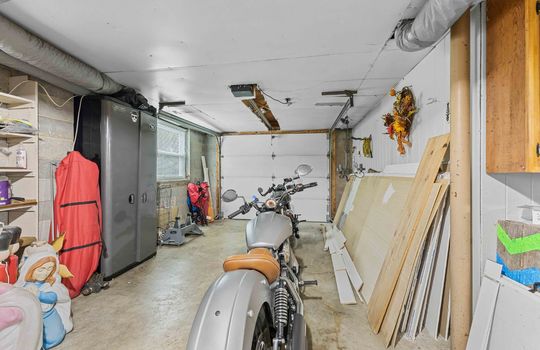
[304,182,318,188]
[228,208,244,219]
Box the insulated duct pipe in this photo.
[395,0,475,51]
[0,51,90,95]
[0,13,123,94]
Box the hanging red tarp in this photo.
[53,151,102,298]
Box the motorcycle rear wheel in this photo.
[251,306,273,350]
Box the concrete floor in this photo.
[57,220,449,350]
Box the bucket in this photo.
[0,177,11,206]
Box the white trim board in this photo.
[467,260,540,350]
[325,227,364,305]
[425,205,451,339]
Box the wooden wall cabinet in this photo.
[487,0,540,173]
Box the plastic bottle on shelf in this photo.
[15,148,26,169]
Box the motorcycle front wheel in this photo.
[251,305,273,350]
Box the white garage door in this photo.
[221,133,329,222]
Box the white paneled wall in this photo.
[352,35,451,171]
[352,24,540,304]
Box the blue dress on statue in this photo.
[28,281,66,349]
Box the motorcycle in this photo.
[187,164,318,350]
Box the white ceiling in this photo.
[0,0,432,132]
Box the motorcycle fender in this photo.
[187,270,272,350]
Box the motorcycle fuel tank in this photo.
[246,211,292,250]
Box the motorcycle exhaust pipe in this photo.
[290,314,307,350]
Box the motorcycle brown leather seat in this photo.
[223,248,280,283]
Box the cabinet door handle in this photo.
[142,193,148,203]
[129,194,135,204]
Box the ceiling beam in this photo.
[241,86,280,130]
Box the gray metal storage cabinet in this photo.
[74,96,157,278]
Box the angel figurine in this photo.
[16,236,73,349]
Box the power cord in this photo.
[259,89,292,106]
[9,80,77,108]
[8,79,86,151]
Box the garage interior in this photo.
[1,1,540,350]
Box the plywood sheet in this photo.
[334,177,354,225]
[367,134,450,333]
[349,176,414,303]
[341,176,380,248]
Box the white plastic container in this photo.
[15,148,26,169]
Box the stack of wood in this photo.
[324,134,452,347]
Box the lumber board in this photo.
[367,134,450,333]
[425,205,451,338]
[405,196,448,340]
[331,251,357,304]
[418,200,449,334]
[439,267,451,340]
[349,176,414,303]
[383,182,448,346]
[341,247,363,292]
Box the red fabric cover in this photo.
[199,182,209,215]
[187,183,201,206]
[0,255,18,284]
[53,151,102,298]
[187,182,209,215]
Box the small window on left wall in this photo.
[157,121,188,180]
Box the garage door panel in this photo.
[221,155,273,177]
[293,178,329,200]
[273,155,328,178]
[221,134,329,222]
[272,134,328,155]
[221,135,272,155]
[291,199,328,222]
[221,176,274,220]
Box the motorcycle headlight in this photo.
[265,199,277,209]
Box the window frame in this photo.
[156,120,190,181]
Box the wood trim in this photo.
[215,136,222,216]
[221,129,329,136]
[330,131,337,217]
[525,0,540,171]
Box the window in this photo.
[157,121,188,180]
